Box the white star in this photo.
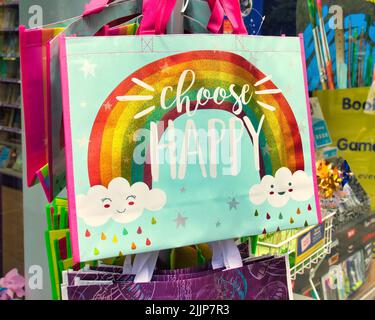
[104,102,112,111]
[160,61,170,72]
[299,123,308,134]
[80,59,96,78]
[80,101,87,108]
[212,43,221,51]
[284,85,292,94]
[288,59,297,69]
[77,135,90,149]
[246,52,258,63]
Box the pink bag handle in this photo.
[137,0,177,35]
[137,0,161,35]
[83,0,114,16]
[207,0,248,35]
[155,0,178,34]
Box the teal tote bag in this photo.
[60,0,322,262]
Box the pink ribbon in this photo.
[207,0,248,35]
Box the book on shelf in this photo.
[0,143,21,172]
[7,131,20,144]
[0,5,18,29]
[11,149,21,172]
[0,59,19,79]
[0,81,20,105]
[0,128,20,145]
[0,144,10,168]
[0,107,12,125]
[11,107,20,128]
[0,33,19,56]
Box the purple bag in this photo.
[64,255,276,285]
[62,255,292,300]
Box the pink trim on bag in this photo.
[19,26,48,187]
[106,25,119,36]
[45,40,54,202]
[59,35,81,262]
[83,0,112,16]
[36,169,50,201]
[95,25,108,36]
[299,34,322,224]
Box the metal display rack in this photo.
[291,212,335,280]
[257,211,336,281]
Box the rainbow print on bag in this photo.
[88,51,304,186]
[60,35,321,262]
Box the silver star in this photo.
[227,197,239,210]
[174,213,187,228]
[80,101,87,108]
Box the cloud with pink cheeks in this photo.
[249,167,314,208]
[76,177,167,227]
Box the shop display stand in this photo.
[308,252,327,300]
[257,211,336,281]
[291,212,335,279]
[352,255,375,300]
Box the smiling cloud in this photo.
[76,177,167,227]
[249,167,314,208]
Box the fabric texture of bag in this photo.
[61,255,293,300]
[59,0,321,263]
